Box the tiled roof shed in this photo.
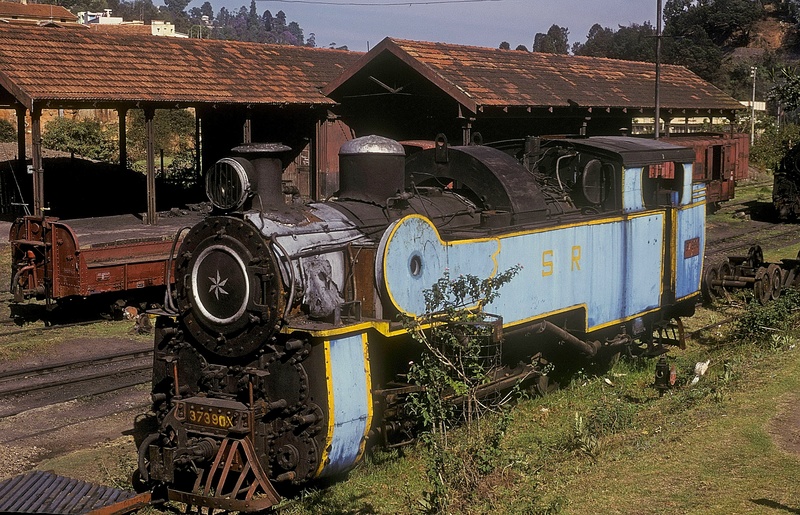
[0,23,359,111]
[323,37,743,141]
[0,23,360,217]
[0,2,78,23]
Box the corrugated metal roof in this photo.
[0,23,361,110]
[324,37,743,114]
[0,470,150,514]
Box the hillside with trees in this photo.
[41,0,331,48]
[507,2,796,106]
[499,0,800,167]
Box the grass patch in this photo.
[277,295,800,514]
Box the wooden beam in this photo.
[243,115,252,144]
[118,107,128,171]
[145,108,157,225]
[15,106,25,184]
[31,108,43,216]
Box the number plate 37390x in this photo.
[174,398,251,433]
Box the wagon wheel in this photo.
[746,245,764,270]
[718,260,733,296]
[767,263,783,301]
[754,267,771,306]
[701,264,722,303]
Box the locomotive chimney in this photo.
[231,142,291,209]
[337,135,405,204]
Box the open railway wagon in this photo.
[702,245,800,305]
[9,212,203,311]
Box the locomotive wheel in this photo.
[754,267,771,306]
[767,263,783,301]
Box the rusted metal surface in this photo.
[702,245,800,305]
[10,212,203,303]
[166,437,281,513]
[664,133,750,205]
[0,470,150,514]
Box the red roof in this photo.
[324,38,743,114]
[0,2,77,22]
[88,23,153,36]
[0,23,361,110]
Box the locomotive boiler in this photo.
[137,135,704,511]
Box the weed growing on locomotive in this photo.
[136,134,704,510]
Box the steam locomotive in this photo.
[774,141,800,219]
[137,134,704,510]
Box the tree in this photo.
[573,24,615,57]
[161,0,191,31]
[663,0,762,47]
[533,24,569,54]
[499,41,511,50]
[0,119,15,143]
[109,0,160,23]
[125,109,195,165]
[515,44,529,51]
[262,9,273,32]
[287,21,304,46]
[42,118,117,162]
[572,22,655,62]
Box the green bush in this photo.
[0,119,15,142]
[42,117,117,162]
[750,123,800,171]
[0,118,15,142]
[734,288,800,343]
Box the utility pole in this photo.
[654,0,662,139]
[750,66,757,146]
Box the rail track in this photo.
[0,348,152,418]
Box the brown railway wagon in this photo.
[10,212,203,307]
[649,133,750,206]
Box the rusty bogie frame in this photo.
[702,245,800,305]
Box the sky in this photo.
[200,0,659,52]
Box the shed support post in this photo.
[31,108,44,216]
[243,115,252,144]
[118,107,128,171]
[15,106,26,178]
[461,119,472,146]
[195,111,202,181]
[314,118,324,201]
[145,108,157,225]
